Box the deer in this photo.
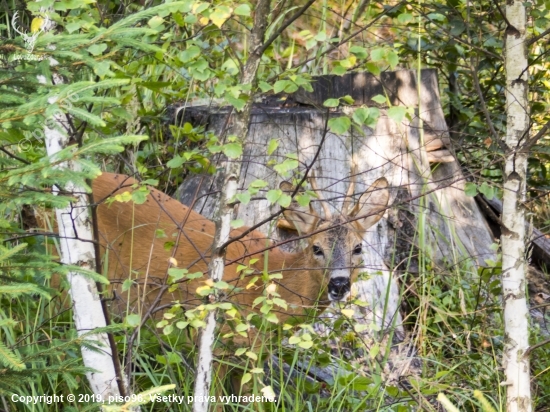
[43,169,390,401]
[91,171,390,325]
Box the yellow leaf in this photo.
[241,373,251,386]
[199,17,209,25]
[210,6,231,28]
[31,17,44,33]
[261,386,276,401]
[341,309,355,318]
[195,285,211,296]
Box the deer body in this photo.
[94,173,323,323]
[93,172,390,324]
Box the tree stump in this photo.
[173,69,497,383]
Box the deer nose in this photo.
[328,277,351,301]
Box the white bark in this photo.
[44,103,120,400]
[502,2,531,411]
[191,1,271,409]
[38,12,120,398]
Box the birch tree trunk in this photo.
[39,13,121,401]
[502,2,531,411]
[44,104,121,399]
[192,1,271,410]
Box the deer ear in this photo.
[279,181,294,192]
[278,181,320,234]
[347,178,390,231]
[279,206,320,234]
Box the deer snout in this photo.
[328,277,351,301]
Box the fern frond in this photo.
[0,342,25,371]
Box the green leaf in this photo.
[341,95,354,104]
[223,142,243,159]
[349,46,368,59]
[167,156,185,168]
[258,81,272,92]
[387,51,399,69]
[111,107,133,121]
[397,13,414,24]
[387,106,407,123]
[352,107,370,125]
[284,83,298,93]
[328,116,351,134]
[314,31,327,41]
[132,189,148,204]
[298,340,313,349]
[231,219,244,228]
[266,189,282,204]
[236,192,251,205]
[295,194,310,207]
[125,314,141,327]
[371,48,385,62]
[122,278,133,292]
[369,343,380,359]
[87,43,107,56]
[265,312,279,324]
[464,182,478,197]
[371,94,386,104]
[234,4,251,16]
[274,80,291,94]
[267,139,279,155]
[323,98,340,108]
[479,182,495,200]
[176,321,189,329]
[168,268,188,281]
[278,194,291,208]
[331,65,347,76]
[273,298,288,309]
[241,373,252,385]
[365,107,380,128]
[93,61,113,77]
[180,46,201,62]
[427,13,446,21]
[249,179,268,188]
[288,336,301,345]
[365,62,380,75]
[225,94,247,111]
[273,158,299,176]
[147,16,164,28]
[339,56,356,68]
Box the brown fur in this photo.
[92,173,390,326]
[95,173,325,324]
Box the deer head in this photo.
[279,171,390,301]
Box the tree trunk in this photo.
[502,2,532,411]
[43,105,121,399]
[39,16,121,400]
[191,1,271,410]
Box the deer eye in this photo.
[312,245,324,257]
[353,245,363,255]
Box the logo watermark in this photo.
[2,11,49,62]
